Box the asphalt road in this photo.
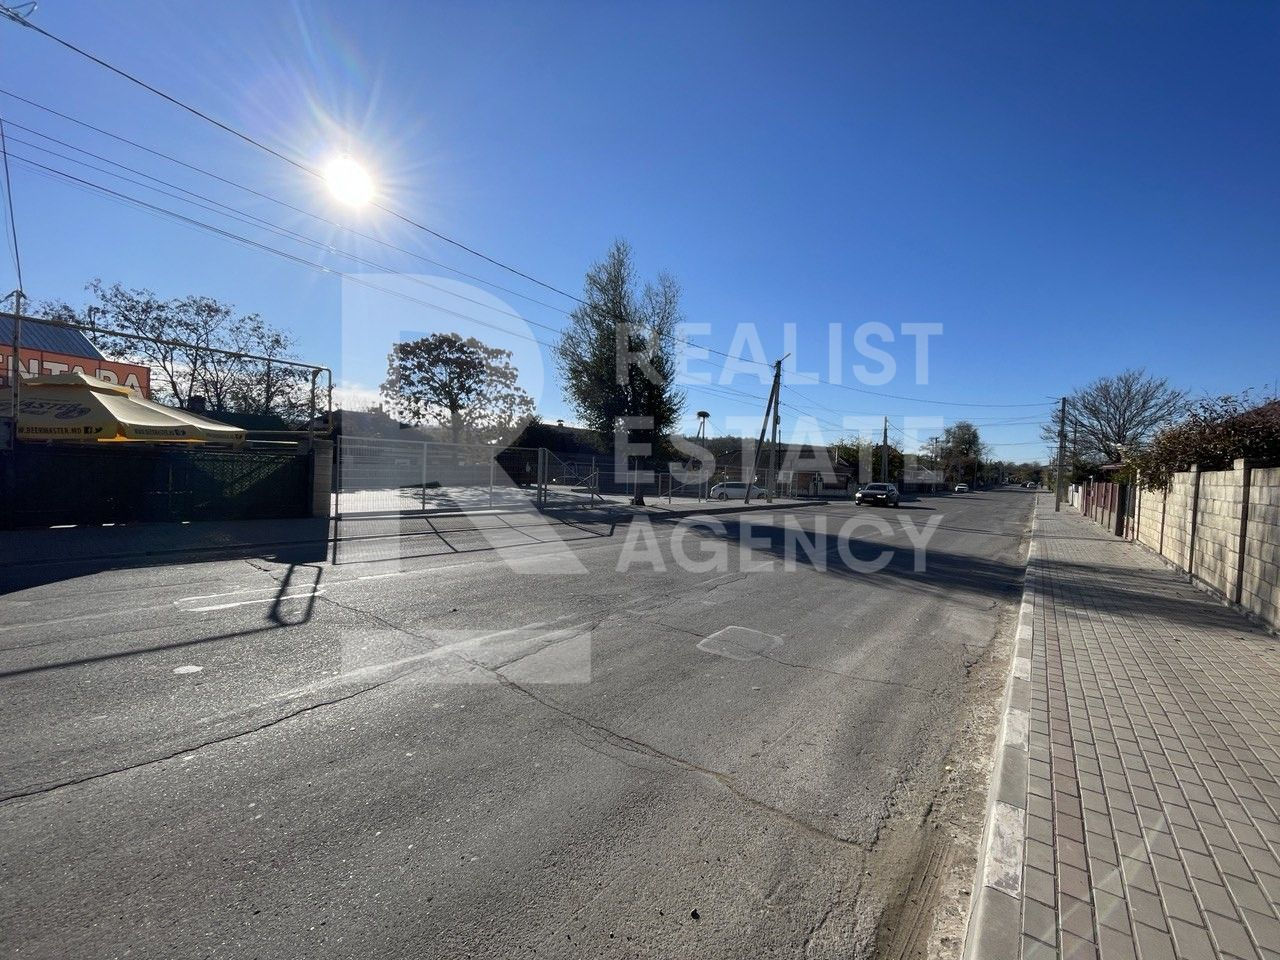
[0,490,1035,959]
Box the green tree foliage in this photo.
[381,332,535,443]
[940,420,984,483]
[555,241,686,460]
[37,280,312,421]
[1128,394,1280,491]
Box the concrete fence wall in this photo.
[1130,460,1280,631]
[1243,467,1280,628]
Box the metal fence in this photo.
[333,438,815,517]
[1,442,311,527]
[335,437,546,516]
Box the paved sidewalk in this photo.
[968,497,1280,960]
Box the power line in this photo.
[0,118,22,292]
[0,13,587,305]
[0,30,1057,411]
[3,132,576,334]
[0,92,575,317]
[11,153,571,354]
[0,27,1059,414]
[8,141,886,441]
[5,112,1058,417]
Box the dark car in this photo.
[855,482,900,507]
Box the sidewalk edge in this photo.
[961,498,1037,960]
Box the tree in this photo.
[36,281,311,420]
[1042,369,1187,465]
[555,240,686,462]
[940,420,983,484]
[381,333,534,443]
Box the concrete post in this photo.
[1187,464,1202,576]
[1234,458,1252,605]
[309,438,334,519]
[1159,486,1167,559]
[1136,478,1146,545]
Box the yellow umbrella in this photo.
[0,372,246,444]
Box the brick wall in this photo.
[1115,461,1279,631]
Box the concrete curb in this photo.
[962,499,1038,960]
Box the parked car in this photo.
[710,481,766,501]
[855,482,900,507]
[955,483,970,493]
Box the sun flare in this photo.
[323,155,375,206]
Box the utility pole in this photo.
[881,416,889,485]
[1054,396,1068,512]
[1,117,25,452]
[767,388,781,502]
[745,357,783,505]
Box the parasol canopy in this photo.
[0,373,246,444]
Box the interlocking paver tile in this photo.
[983,500,1280,960]
[1170,918,1218,960]
[1204,910,1257,959]
[1096,923,1138,960]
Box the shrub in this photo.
[1127,395,1280,491]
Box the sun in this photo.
[324,155,375,207]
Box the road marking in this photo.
[357,572,404,581]
[183,589,325,612]
[173,665,203,674]
[176,586,277,602]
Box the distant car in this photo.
[855,483,900,507]
[955,483,970,493]
[710,481,766,501]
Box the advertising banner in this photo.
[0,346,151,397]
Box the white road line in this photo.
[183,589,325,612]
[176,586,277,602]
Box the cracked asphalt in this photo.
[0,490,1034,959]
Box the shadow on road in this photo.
[0,562,326,680]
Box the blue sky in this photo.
[2,0,1277,460]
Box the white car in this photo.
[955,483,970,493]
[710,481,766,501]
